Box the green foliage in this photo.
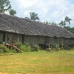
[0,0,11,13]
[31,45,40,51]
[44,21,58,26]
[59,20,66,27]
[51,22,58,26]
[20,45,26,52]
[55,44,60,48]
[29,12,39,21]
[59,16,72,27]
[0,44,9,53]
[21,44,31,52]
[44,21,49,25]
[51,44,60,51]
[16,41,22,48]
[65,16,72,25]
[15,42,39,52]
[65,26,74,34]
[0,42,40,53]
[21,43,31,52]
[71,47,74,50]
[9,9,16,15]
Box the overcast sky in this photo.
[9,0,74,27]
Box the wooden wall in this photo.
[5,33,22,44]
[65,38,74,45]
[24,36,46,44]
[0,31,22,44]
[0,31,74,46]
[0,32,3,43]
[45,37,61,45]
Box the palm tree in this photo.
[29,12,39,21]
[9,9,16,15]
[59,20,66,27]
[65,16,72,25]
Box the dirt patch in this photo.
[0,72,8,74]
[0,54,13,56]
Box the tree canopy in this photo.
[44,21,50,25]
[9,9,16,15]
[44,21,58,26]
[59,16,72,27]
[65,16,72,25]
[59,20,66,27]
[0,0,11,13]
[29,12,39,21]
[65,26,74,34]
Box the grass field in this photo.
[0,50,74,74]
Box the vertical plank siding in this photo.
[0,32,3,43]
[0,31,74,47]
[24,36,46,44]
[4,32,18,44]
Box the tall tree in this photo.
[0,0,11,13]
[44,21,50,25]
[9,9,16,15]
[65,16,72,25]
[65,26,74,34]
[59,20,66,27]
[44,21,58,26]
[25,17,30,20]
[51,22,58,26]
[29,12,39,21]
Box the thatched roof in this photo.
[0,13,74,38]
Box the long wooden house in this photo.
[0,13,74,48]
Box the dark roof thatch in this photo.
[0,13,74,38]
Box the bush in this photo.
[21,45,30,52]
[20,43,40,52]
[20,45,26,52]
[16,42,22,48]
[31,45,39,51]
[0,44,9,53]
[54,44,60,51]
[15,42,40,52]
[71,47,74,50]
[21,43,31,52]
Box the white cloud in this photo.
[10,0,74,27]
[66,4,74,26]
[16,0,37,9]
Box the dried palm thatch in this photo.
[0,13,74,38]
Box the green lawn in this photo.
[0,50,74,74]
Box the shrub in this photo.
[31,45,39,51]
[0,44,10,53]
[53,44,60,51]
[21,45,29,52]
[21,43,31,52]
[16,42,22,48]
[20,45,26,52]
[71,47,74,50]
[15,42,40,52]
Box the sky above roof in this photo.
[9,0,74,27]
